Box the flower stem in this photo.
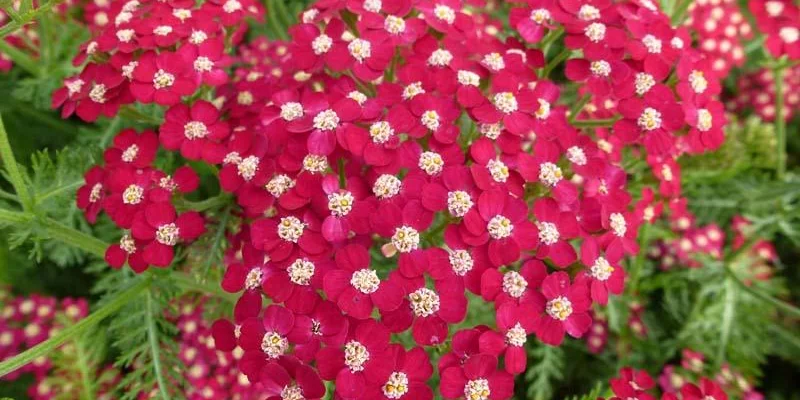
[627,223,650,294]
[568,94,591,123]
[541,48,571,78]
[0,209,108,257]
[572,117,619,128]
[145,289,171,400]
[0,113,34,212]
[773,62,787,179]
[0,39,40,76]
[0,0,63,38]
[0,277,152,377]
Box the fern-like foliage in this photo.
[43,321,115,400]
[523,343,565,400]
[93,269,185,399]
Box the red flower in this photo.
[315,319,394,399]
[261,360,326,400]
[613,84,684,155]
[417,0,474,38]
[363,345,434,400]
[478,302,537,375]
[105,234,149,272]
[263,255,333,315]
[290,20,351,73]
[221,242,268,293]
[610,367,656,400]
[104,128,158,168]
[293,300,349,362]
[238,305,312,377]
[323,244,404,319]
[52,63,129,122]
[481,259,547,308]
[683,99,726,153]
[575,237,625,305]
[319,175,374,243]
[472,72,539,137]
[532,197,580,267]
[421,166,478,218]
[510,0,556,44]
[130,202,205,266]
[177,37,230,87]
[518,140,579,205]
[102,167,157,229]
[565,49,631,98]
[76,166,107,224]
[680,378,728,400]
[160,100,230,162]
[370,201,433,277]
[130,51,198,105]
[440,354,514,400]
[345,104,415,169]
[459,189,538,267]
[251,211,329,262]
[534,271,592,346]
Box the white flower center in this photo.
[245,268,263,290]
[402,82,425,100]
[584,23,606,42]
[121,144,139,162]
[288,258,315,285]
[153,69,175,89]
[193,56,214,72]
[348,39,372,62]
[567,146,587,165]
[223,0,242,13]
[434,4,456,24]
[609,212,627,237]
[173,8,192,21]
[421,110,441,131]
[383,372,409,399]
[87,41,98,55]
[121,61,138,79]
[117,28,135,43]
[115,11,132,26]
[458,70,481,86]
[449,249,473,276]
[120,234,136,254]
[642,34,662,53]
[312,34,333,55]
[590,256,613,281]
[487,159,509,183]
[184,121,209,139]
[266,175,295,197]
[190,30,208,44]
[578,4,601,20]
[502,270,527,297]
[530,9,550,24]
[590,60,611,77]
[313,109,340,131]
[447,190,474,217]
[493,92,518,114]
[237,91,254,105]
[302,8,319,23]
[363,0,381,12]
[369,121,395,144]
[344,341,370,372]
[535,99,551,119]
[482,52,505,72]
[281,384,304,400]
[89,84,107,103]
[428,49,453,67]
[384,15,406,34]
[347,91,368,105]
[278,216,305,242]
[480,123,503,140]
[634,72,656,95]
[696,109,712,131]
[487,215,513,240]
[780,27,799,43]
[688,70,708,94]
[66,79,85,96]
[539,162,563,186]
[637,107,662,131]
[302,154,328,173]
[373,175,402,198]
[122,184,144,204]
[328,191,354,216]
[464,379,491,400]
[408,287,440,317]
[156,223,179,246]
[392,226,420,253]
[546,296,573,320]
[237,155,260,181]
[418,151,444,175]
[505,323,527,346]
[89,183,103,202]
[671,37,684,49]
[261,331,288,359]
[153,25,172,36]
[350,269,380,294]
[537,221,560,245]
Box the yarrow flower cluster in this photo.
[48,0,750,397]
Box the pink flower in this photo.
[263,255,333,315]
[478,303,537,374]
[681,378,728,400]
[293,300,349,362]
[363,345,434,400]
[440,354,514,400]
[160,100,230,162]
[251,211,329,262]
[104,128,158,168]
[130,51,198,105]
[576,237,625,304]
[238,305,312,378]
[261,360,326,400]
[323,244,404,319]
[52,63,129,122]
[613,84,684,155]
[481,259,547,308]
[370,201,433,277]
[610,367,656,400]
[518,140,579,205]
[534,271,592,346]
[130,202,205,266]
[76,166,107,224]
[105,234,149,273]
[319,175,375,243]
[177,37,230,87]
[532,197,580,267]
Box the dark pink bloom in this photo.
[130,203,205,267]
[104,128,158,168]
[263,255,333,315]
[370,201,433,277]
[130,51,197,105]
[160,100,230,162]
[76,166,107,224]
[534,271,592,346]
[613,84,684,155]
[610,367,656,400]
[363,345,434,400]
[293,300,349,362]
[238,305,312,378]
[478,302,537,375]
[575,237,625,304]
[518,140,579,205]
[440,354,514,400]
[52,63,129,122]
[251,211,329,262]
[260,360,326,400]
[481,259,547,308]
[532,197,580,267]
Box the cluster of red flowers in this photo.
[0,289,97,399]
[749,0,800,61]
[600,349,763,400]
[727,63,800,122]
[684,0,751,75]
[51,0,745,397]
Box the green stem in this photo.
[541,48,571,78]
[118,106,162,126]
[0,0,63,38]
[715,277,736,368]
[670,0,692,24]
[74,334,97,400]
[0,277,151,377]
[200,206,232,280]
[0,39,40,75]
[627,223,650,294]
[35,179,82,204]
[271,0,295,28]
[266,0,289,40]
[568,94,591,123]
[0,209,108,257]
[145,290,171,400]
[179,193,232,213]
[572,117,619,128]
[722,263,800,319]
[172,272,237,303]
[773,63,787,179]
[538,26,564,54]
[0,114,34,211]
